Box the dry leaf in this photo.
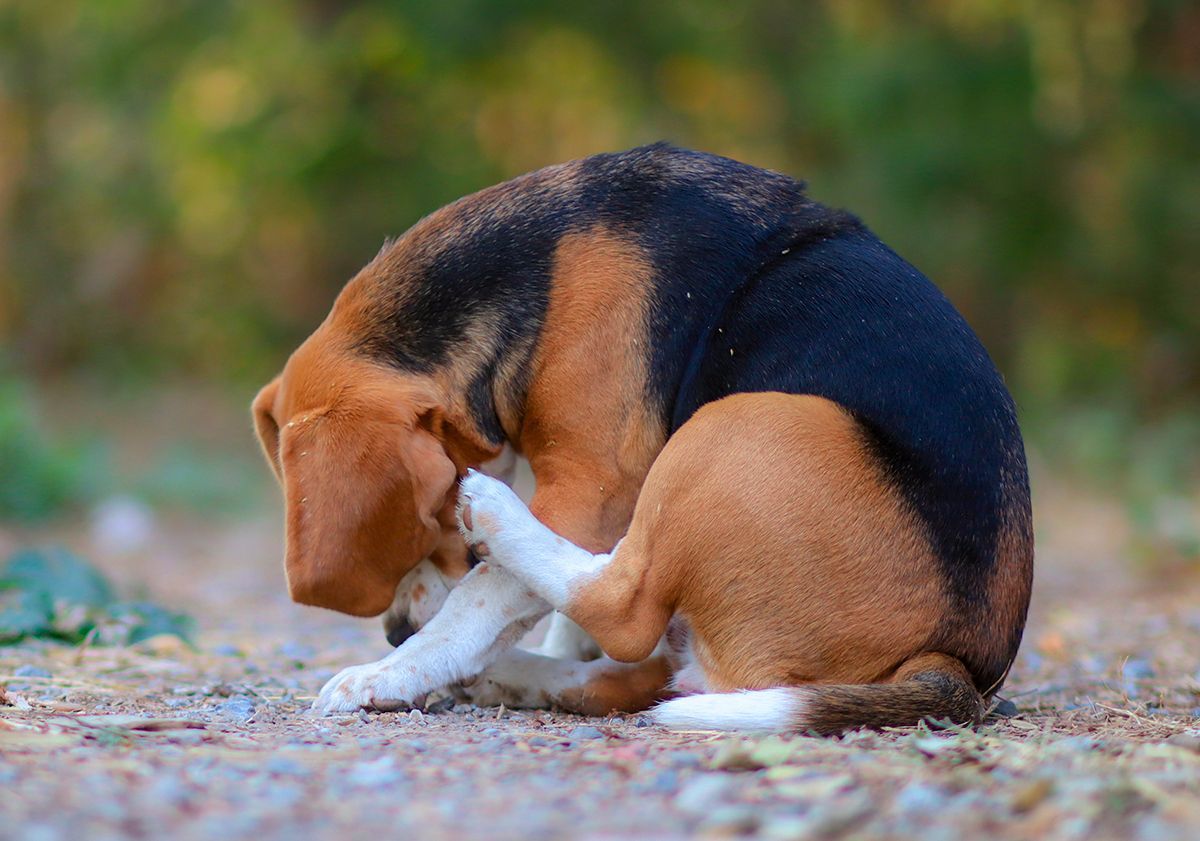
[66,714,206,732]
[1010,779,1054,812]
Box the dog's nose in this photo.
[385,618,416,647]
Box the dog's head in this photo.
[252,327,495,617]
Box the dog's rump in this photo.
[663,230,1033,694]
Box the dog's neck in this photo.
[337,183,568,458]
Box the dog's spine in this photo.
[651,664,986,734]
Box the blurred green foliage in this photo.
[0,374,102,520]
[0,0,1197,537]
[0,546,193,645]
[0,369,262,521]
[1,0,1195,405]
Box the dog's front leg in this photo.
[312,565,549,714]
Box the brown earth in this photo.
[3,470,1200,840]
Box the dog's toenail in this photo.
[461,504,474,530]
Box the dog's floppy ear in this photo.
[279,405,458,618]
[252,377,283,481]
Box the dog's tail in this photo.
[651,654,986,735]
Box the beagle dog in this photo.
[253,144,1033,733]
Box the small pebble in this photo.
[264,784,304,809]
[761,816,814,839]
[894,783,949,814]
[1122,658,1155,680]
[14,665,51,679]
[144,776,191,807]
[700,805,759,834]
[215,695,256,721]
[212,644,242,657]
[279,641,315,661]
[567,725,606,741]
[649,771,679,793]
[675,774,736,814]
[346,757,405,788]
[992,698,1019,717]
[265,757,309,776]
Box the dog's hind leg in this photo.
[455,648,671,715]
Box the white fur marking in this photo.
[313,564,549,714]
[651,688,803,732]
[667,632,712,695]
[537,612,602,660]
[383,559,454,639]
[457,470,612,610]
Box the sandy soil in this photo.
[3,478,1200,840]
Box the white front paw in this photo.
[312,662,421,715]
[457,469,526,558]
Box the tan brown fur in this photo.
[551,655,674,717]
[518,227,666,551]
[252,329,487,617]
[561,393,951,690]
[253,222,665,619]
[324,271,506,470]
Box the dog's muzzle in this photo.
[386,618,416,647]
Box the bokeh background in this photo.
[2,0,1198,578]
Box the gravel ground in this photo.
[3,482,1200,840]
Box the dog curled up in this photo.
[252,144,1032,734]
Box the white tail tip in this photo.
[650,688,803,732]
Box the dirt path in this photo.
[4,485,1200,840]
